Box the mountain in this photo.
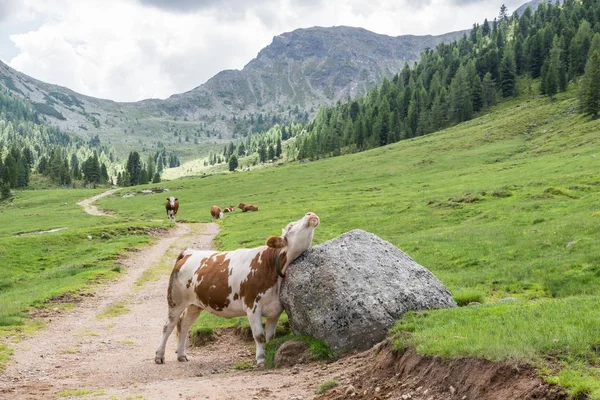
[0,26,465,159]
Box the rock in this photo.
[273,340,311,368]
[345,385,356,395]
[566,241,577,248]
[140,189,153,194]
[498,297,518,303]
[467,302,481,307]
[281,229,456,353]
[122,193,134,198]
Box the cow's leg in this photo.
[155,303,187,364]
[176,305,202,362]
[265,314,280,342]
[246,309,266,366]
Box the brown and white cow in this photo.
[165,197,179,221]
[239,203,259,212]
[223,205,235,213]
[154,212,320,366]
[210,205,223,219]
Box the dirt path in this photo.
[0,193,366,400]
[77,189,120,216]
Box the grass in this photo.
[96,301,129,319]
[57,389,105,397]
[316,380,339,394]
[392,296,600,399]
[233,361,253,370]
[452,289,486,306]
[93,83,600,395]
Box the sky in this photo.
[0,0,527,102]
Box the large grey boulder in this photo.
[280,229,456,353]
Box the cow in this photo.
[154,212,320,366]
[238,203,259,212]
[223,205,235,213]
[210,206,223,219]
[165,197,179,221]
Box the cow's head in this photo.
[266,212,319,266]
[167,197,176,207]
[238,203,245,210]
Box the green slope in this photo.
[97,84,600,397]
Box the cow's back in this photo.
[173,246,280,317]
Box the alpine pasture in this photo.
[1,85,599,397]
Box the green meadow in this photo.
[97,86,600,397]
[1,85,599,396]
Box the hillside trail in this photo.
[0,192,370,400]
[76,188,120,216]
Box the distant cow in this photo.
[165,197,179,221]
[239,203,259,212]
[210,206,223,219]
[154,212,320,366]
[223,205,235,213]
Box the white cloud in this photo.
[3,0,527,102]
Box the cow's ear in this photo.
[175,198,178,201]
[266,236,286,248]
[166,197,170,201]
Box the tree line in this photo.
[287,0,600,161]
[0,87,184,197]
[205,122,303,171]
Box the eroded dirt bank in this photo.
[316,341,567,400]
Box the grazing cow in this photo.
[223,205,235,213]
[210,205,223,219]
[165,197,179,221]
[154,212,320,366]
[239,203,259,212]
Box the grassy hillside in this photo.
[96,85,600,397]
[1,83,598,395]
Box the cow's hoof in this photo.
[254,359,265,368]
[155,357,165,364]
[177,355,189,362]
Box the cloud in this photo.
[3,0,522,102]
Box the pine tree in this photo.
[268,145,275,161]
[152,172,161,183]
[541,36,563,100]
[275,137,282,158]
[499,4,509,22]
[2,154,17,188]
[482,72,497,108]
[147,155,155,181]
[482,18,491,37]
[258,143,267,163]
[228,154,238,171]
[0,183,10,201]
[569,20,592,78]
[449,65,473,123]
[500,50,517,97]
[579,50,600,117]
[471,75,484,112]
[16,157,29,188]
[126,151,141,186]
